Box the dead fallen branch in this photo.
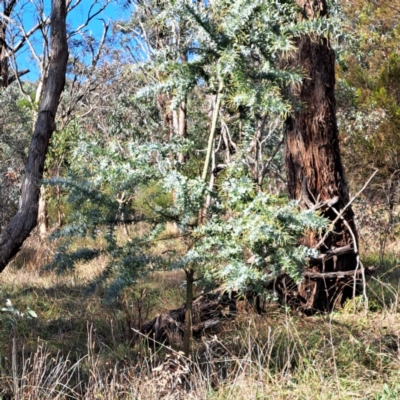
[303,265,380,279]
[309,244,355,265]
[141,289,237,345]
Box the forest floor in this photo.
[0,237,399,399]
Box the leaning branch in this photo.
[7,68,29,85]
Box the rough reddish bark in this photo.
[284,0,358,312]
[0,0,68,271]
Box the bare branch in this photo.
[92,20,109,67]
[316,169,379,249]
[67,0,111,38]
[7,68,29,85]
[258,138,283,187]
[12,18,50,53]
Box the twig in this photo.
[131,327,203,373]
[259,138,284,187]
[316,169,378,249]
[327,203,369,313]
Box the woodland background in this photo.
[1,0,400,398]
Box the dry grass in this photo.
[1,308,400,399]
[0,236,400,399]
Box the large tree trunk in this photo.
[284,0,358,312]
[0,0,68,272]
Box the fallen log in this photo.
[141,289,237,345]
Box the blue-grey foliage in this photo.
[46,0,335,301]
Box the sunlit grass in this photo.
[0,235,399,398]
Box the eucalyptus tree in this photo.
[0,0,111,238]
[0,0,68,272]
[283,0,361,311]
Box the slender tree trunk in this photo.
[0,1,17,87]
[177,53,188,163]
[172,108,179,137]
[38,186,48,237]
[182,80,222,355]
[284,0,358,312]
[177,99,187,163]
[202,87,223,181]
[0,21,8,87]
[199,87,222,225]
[0,0,68,272]
[56,184,63,227]
[183,268,194,357]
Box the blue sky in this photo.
[13,0,130,82]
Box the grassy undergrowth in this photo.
[0,239,399,399]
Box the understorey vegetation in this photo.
[1,0,400,398]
